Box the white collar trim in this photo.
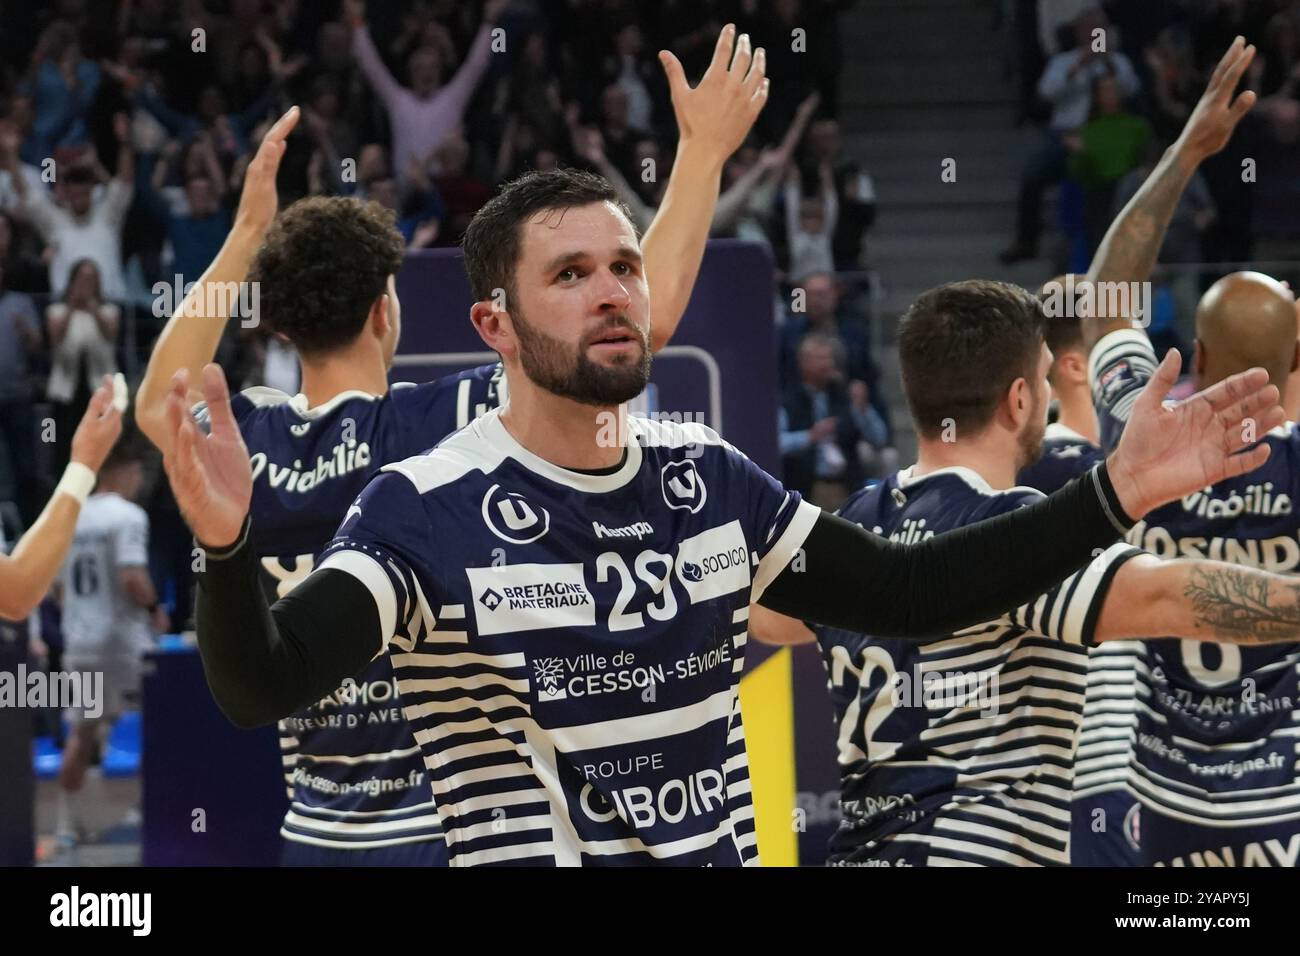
[477,407,644,493]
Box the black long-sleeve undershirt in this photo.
[196,463,1133,728]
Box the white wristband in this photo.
[56,463,96,505]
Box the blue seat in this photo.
[102,712,142,777]
[33,736,62,778]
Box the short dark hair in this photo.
[249,197,405,357]
[462,168,634,302]
[897,279,1046,439]
[101,427,149,473]
[1036,276,1085,357]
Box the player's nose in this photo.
[590,265,632,312]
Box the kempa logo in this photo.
[533,657,567,701]
[593,520,654,540]
[0,666,102,718]
[50,886,151,936]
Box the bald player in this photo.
[1017,275,1104,494]
[1075,37,1300,867]
[1283,293,1300,423]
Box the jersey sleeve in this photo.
[114,504,150,568]
[315,469,438,654]
[995,541,1141,645]
[730,449,822,602]
[1089,328,1159,453]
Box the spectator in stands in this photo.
[0,261,40,527]
[1066,72,1152,254]
[494,32,565,148]
[0,209,47,294]
[137,149,231,287]
[596,83,647,183]
[298,76,362,197]
[346,0,506,185]
[780,332,891,510]
[804,115,877,272]
[603,22,659,137]
[3,113,134,302]
[1001,8,1140,263]
[20,22,100,162]
[432,131,491,244]
[1249,11,1300,143]
[0,118,45,214]
[1144,25,1200,141]
[784,161,838,282]
[364,173,444,251]
[45,259,119,472]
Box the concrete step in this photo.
[841,58,1009,106]
[844,102,1019,132]
[841,5,996,45]
[875,200,1017,235]
[855,150,1023,187]
[848,125,1037,162]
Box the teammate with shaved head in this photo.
[1074,36,1300,867]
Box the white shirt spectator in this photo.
[1038,50,1140,132]
[616,56,654,134]
[0,163,46,213]
[45,301,119,403]
[18,178,133,302]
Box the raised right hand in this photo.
[161,365,253,550]
[234,106,300,235]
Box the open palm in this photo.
[1111,350,1283,516]
[161,365,254,549]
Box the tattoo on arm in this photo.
[1184,565,1300,644]
[1090,152,1190,291]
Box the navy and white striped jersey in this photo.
[1017,422,1105,495]
[205,361,504,851]
[317,409,820,866]
[1082,329,1300,867]
[815,466,1139,866]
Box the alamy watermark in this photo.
[152,274,260,328]
[0,665,102,719]
[1041,275,1152,326]
[891,666,999,719]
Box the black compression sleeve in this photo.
[758,463,1133,638]
[195,522,382,728]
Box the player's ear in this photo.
[1061,349,1087,385]
[470,299,516,358]
[1193,338,1205,377]
[1291,340,1299,374]
[369,292,391,339]
[1006,376,1029,428]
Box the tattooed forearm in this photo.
[1081,147,1196,350]
[1184,565,1300,644]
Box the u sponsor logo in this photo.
[481,484,550,544]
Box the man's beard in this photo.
[512,307,651,406]
[1017,399,1048,471]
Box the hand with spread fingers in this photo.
[1108,350,1284,518]
[658,23,770,169]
